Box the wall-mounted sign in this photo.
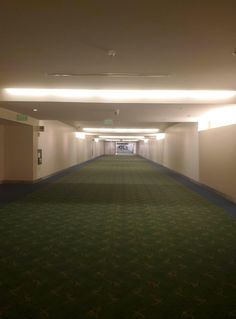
[37,149,42,165]
[104,119,113,125]
[16,113,28,121]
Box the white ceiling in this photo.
[0,1,236,129]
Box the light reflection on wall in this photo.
[198,105,236,131]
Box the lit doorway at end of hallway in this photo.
[116,142,136,155]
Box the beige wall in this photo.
[139,123,199,181]
[0,116,104,182]
[140,139,164,164]
[0,125,4,180]
[37,121,78,179]
[199,124,236,202]
[139,122,236,202]
[0,108,235,203]
[93,139,105,159]
[105,142,116,155]
[4,124,34,181]
[163,123,199,181]
[37,120,104,180]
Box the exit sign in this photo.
[104,119,113,125]
[16,113,28,121]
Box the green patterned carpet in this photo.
[0,156,236,319]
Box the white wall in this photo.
[199,124,236,202]
[105,142,116,155]
[163,123,199,181]
[36,120,104,180]
[37,121,78,179]
[0,125,4,181]
[138,123,199,181]
[94,139,105,158]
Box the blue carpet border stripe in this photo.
[142,156,236,217]
[0,156,104,209]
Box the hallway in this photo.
[0,156,236,319]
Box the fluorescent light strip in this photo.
[104,139,139,142]
[121,140,138,142]
[99,135,145,139]
[47,72,172,78]
[83,128,159,133]
[4,88,236,102]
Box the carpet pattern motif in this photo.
[0,156,236,319]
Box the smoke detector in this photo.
[108,49,117,57]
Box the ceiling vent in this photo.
[46,72,172,78]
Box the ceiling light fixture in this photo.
[103,139,139,142]
[99,135,145,139]
[83,128,159,133]
[120,140,139,142]
[107,50,117,57]
[46,72,171,78]
[4,88,236,103]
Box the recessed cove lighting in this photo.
[103,139,139,142]
[75,132,86,139]
[120,140,139,142]
[99,135,145,140]
[6,88,50,97]
[156,133,166,140]
[46,72,172,78]
[198,105,236,131]
[83,128,159,133]
[4,88,236,103]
